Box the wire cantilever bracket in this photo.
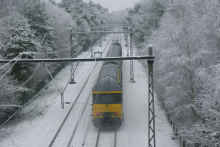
[69,62,76,84]
[69,61,79,84]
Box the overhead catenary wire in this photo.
[60,32,88,93]
[0,33,114,130]
[0,105,22,108]
[95,32,121,99]
[23,33,88,55]
[0,62,45,115]
[75,19,85,31]
[0,80,52,129]
[90,32,116,99]
[47,33,115,147]
[69,33,89,58]
[1,31,88,94]
[90,32,122,133]
[82,32,119,146]
[42,62,62,93]
[83,96,86,145]
[67,60,96,147]
[3,32,111,115]
[0,53,23,71]
[62,61,79,94]
[81,74,93,146]
[66,33,114,146]
[0,53,23,82]
[81,58,100,146]
[16,32,88,94]
[31,32,110,98]
[21,63,41,86]
[82,34,114,145]
[2,62,42,104]
[38,33,89,107]
[0,60,55,129]
[48,68,94,147]
[1,63,51,110]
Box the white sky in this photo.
[54,0,141,12]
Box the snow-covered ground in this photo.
[0,33,179,147]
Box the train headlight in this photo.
[112,112,118,116]
[96,112,102,116]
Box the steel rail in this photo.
[49,31,122,147]
[0,35,113,130]
[95,129,101,147]
[114,129,117,147]
[48,71,91,147]
[68,34,116,146]
[49,33,114,147]
[66,90,92,147]
[95,129,117,147]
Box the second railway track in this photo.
[95,129,117,147]
[48,29,123,147]
[47,34,114,147]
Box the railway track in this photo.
[48,73,92,147]
[49,29,123,147]
[81,29,122,147]
[95,129,117,147]
[48,34,113,147]
[94,30,120,147]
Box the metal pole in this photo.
[126,33,129,56]
[130,28,135,82]
[91,47,93,57]
[69,62,76,84]
[61,93,64,109]
[148,45,155,147]
[70,30,73,56]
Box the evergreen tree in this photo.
[58,0,111,54]
[125,0,165,48]
[0,12,37,83]
[20,0,54,47]
[132,0,220,145]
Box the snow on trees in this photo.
[126,0,220,145]
[0,12,32,121]
[0,0,112,128]
[20,0,54,52]
[1,13,37,83]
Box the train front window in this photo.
[100,95,114,103]
[93,94,99,103]
[93,93,122,104]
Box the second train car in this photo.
[92,42,123,128]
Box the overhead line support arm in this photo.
[0,56,155,63]
[70,31,132,35]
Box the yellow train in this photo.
[92,42,123,128]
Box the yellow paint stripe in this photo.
[92,91,122,94]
